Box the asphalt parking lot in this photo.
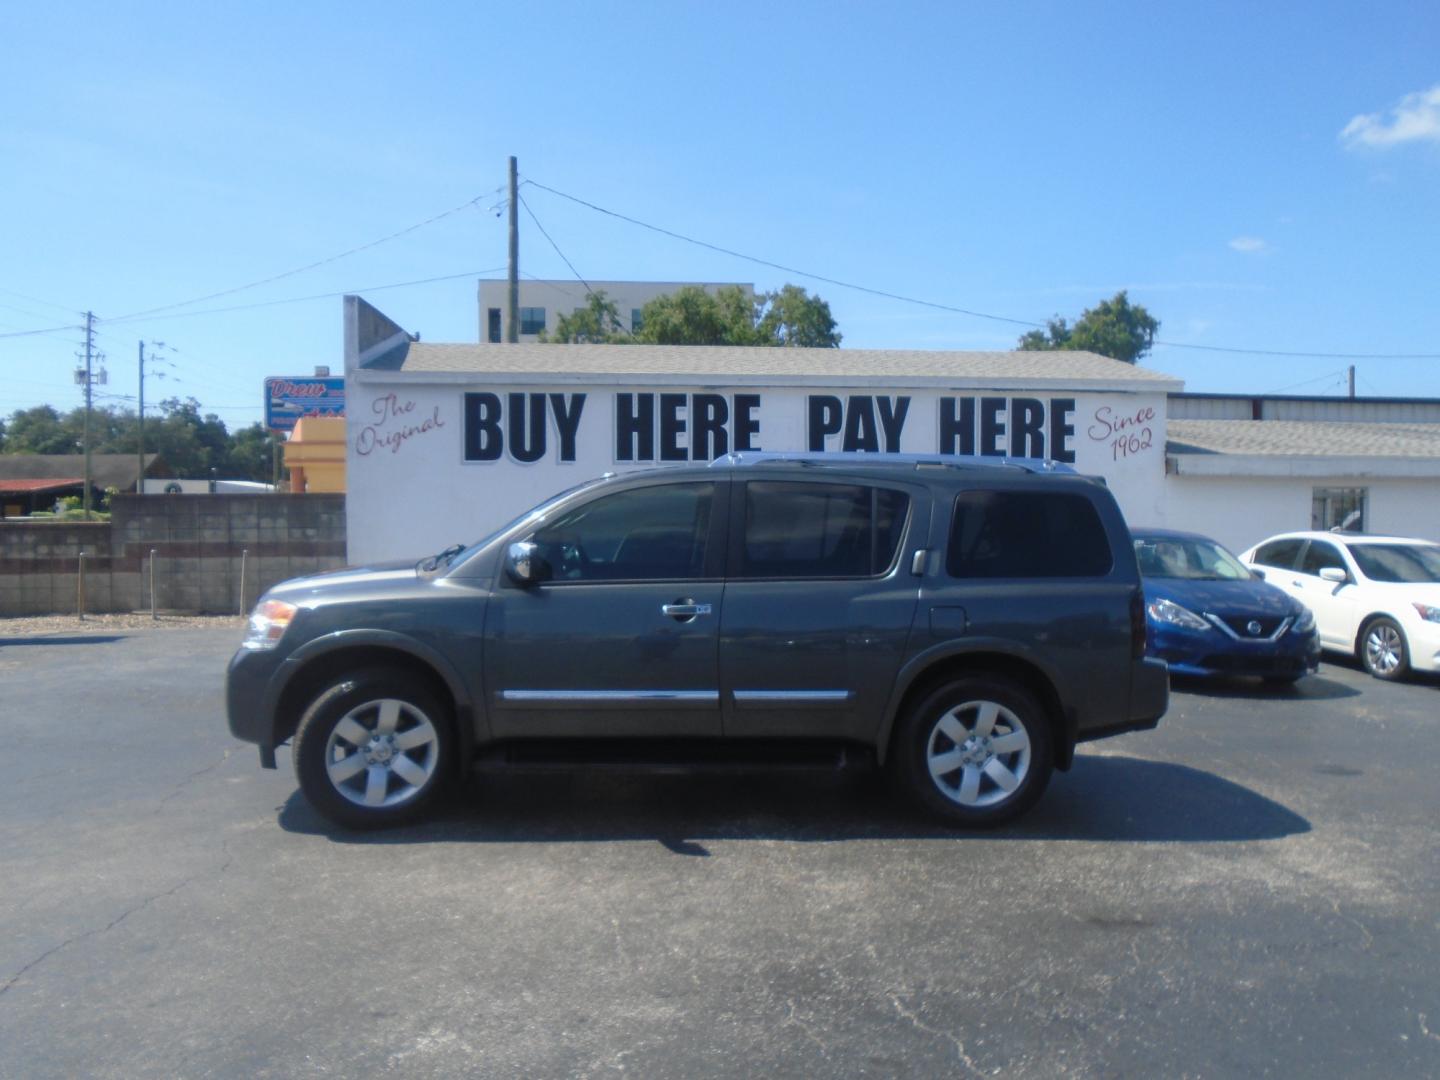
[1,627,1438,1078]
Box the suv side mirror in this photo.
[1318,566,1348,584]
[505,541,551,586]
[1250,567,1266,580]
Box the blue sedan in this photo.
[1133,528,1320,684]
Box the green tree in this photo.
[542,290,631,343]
[757,284,841,348]
[4,405,74,454]
[226,422,274,482]
[1017,290,1159,365]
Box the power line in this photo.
[101,267,507,327]
[0,288,81,317]
[106,186,506,323]
[519,193,594,296]
[522,176,1440,361]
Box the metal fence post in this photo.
[77,550,86,621]
[149,548,157,620]
[238,548,248,617]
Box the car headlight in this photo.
[242,598,298,650]
[1147,598,1211,631]
[1413,602,1440,624]
[1293,607,1315,633]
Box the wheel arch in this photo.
[1353,610,1408,656]
[877,644,1074,771]
[271,632,477,779]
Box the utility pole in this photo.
[82,312,95,519]
[137,340,146,496]
[507,155,519,343]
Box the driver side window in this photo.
[1300,540,1346,577]
[527,483,714,582]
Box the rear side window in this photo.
[741,481,909,578]
[947,491,1112,579]
[1253,539,1303,570]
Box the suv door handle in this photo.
[661,601,712,622]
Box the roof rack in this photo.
[709,451,1076,475]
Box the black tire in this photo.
[889,676,1054,827]
[293,669,453,829]
[1359,617,1410,681]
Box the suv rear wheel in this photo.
[891,676,1053,827]
[293,669,453,829]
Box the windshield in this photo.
[1133,535,1252,581]
[453,478,609,561]
[1346,543,1440,583]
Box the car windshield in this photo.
[1133,535,1252,580]
[1346,543,1440,583]
[444,479,608,566]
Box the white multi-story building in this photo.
[477,280,754,343]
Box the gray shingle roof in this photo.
[0,454,165,490]
[386,342,1181,390]
[1167,420,1440,458]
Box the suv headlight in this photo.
[1147,598,1210,631]
[243,598,298,650]
[1413,602,1440,624]
[1293,607,1315,633]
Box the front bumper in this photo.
[1149,622,1321,679]
[226,646,287,766]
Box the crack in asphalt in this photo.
[888,990,982,1075]
[152,746,237,814]
[0,829,242,1001]
[0,875,196,1000]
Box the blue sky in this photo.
[3,1,1438,431]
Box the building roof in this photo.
[0,454,165,490]
[378,342,1181,391]
[1167,419,1440,458]
[0,477,84,495]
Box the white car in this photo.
[1238,531,1440,681]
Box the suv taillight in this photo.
[1130,588,1146,659]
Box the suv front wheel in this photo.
[293,669,453,829]
[891,676,1053,827]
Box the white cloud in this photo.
[1228,236,1269,254]
[1340,84,1440,149]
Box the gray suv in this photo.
[227,453,1168,829]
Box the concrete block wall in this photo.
[0,494,346,617]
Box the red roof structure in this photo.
[0,477,85,495]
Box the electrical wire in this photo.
[522,177,1440,361]
[105,186,506,323]
[100,267,506,327]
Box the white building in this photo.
[477,279,755,343]
[342,296,1440,564]
[1160,394,1440,549]
[345,297,1177,564]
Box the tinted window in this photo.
[1346,543,1440,583]
[519,306,546,335]
[1253,539,1303,570]
[528,483,713,582]
[741,482,909,578]
[1300,540,1346,576]
[947,491,1112,579]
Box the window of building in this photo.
[486,308,501,343]
[1312,487,1366,533]
[528,483,714,582]
[740,482,909,579]
[947,491,1112,579]
[631,308,644,333]
[519,307,546,336]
